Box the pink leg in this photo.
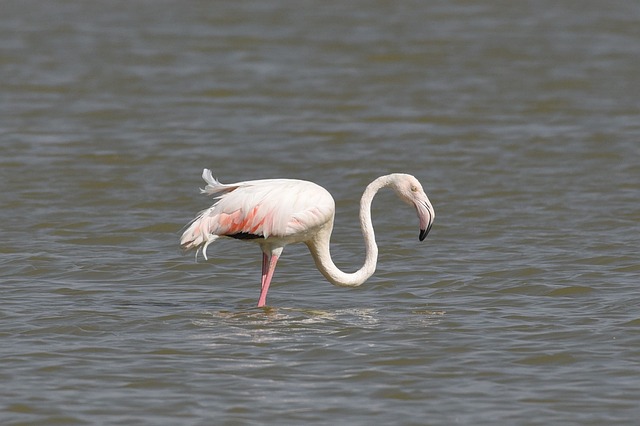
[257,253,279,308]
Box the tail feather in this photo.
[201,169,237,196]
[180,209,219,260]
[180,169,237,260]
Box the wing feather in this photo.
[180,170,335,252]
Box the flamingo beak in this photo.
[415,198,435,241]
[419,225,431,241]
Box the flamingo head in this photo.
[390,174,435,241]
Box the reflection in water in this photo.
[191,307,446,346]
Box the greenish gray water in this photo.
[2,1,639,424]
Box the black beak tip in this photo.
[419,223,433,241]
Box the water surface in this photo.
[2,1,640,424]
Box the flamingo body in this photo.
[183,172,334,246]
[181,169,434,307]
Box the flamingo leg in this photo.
[261,252,269,290]
[257,251,281,308]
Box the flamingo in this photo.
[180,169,435,307]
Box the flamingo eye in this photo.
[410,185,418,192]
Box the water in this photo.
[2,1,640,424]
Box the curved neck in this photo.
[306,176,394,287]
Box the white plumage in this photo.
[181,169,335,255]
[181,168,435,307]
